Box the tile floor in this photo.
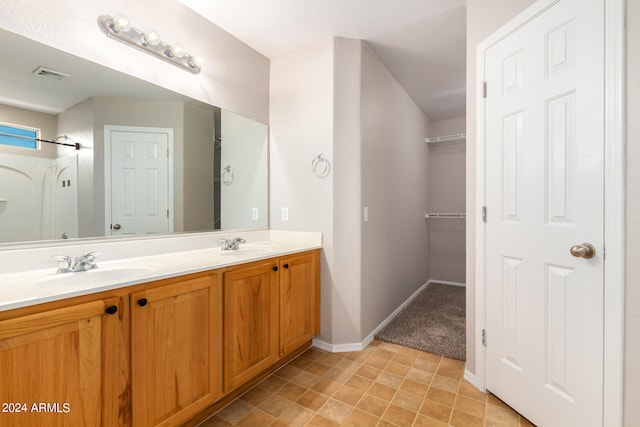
[200,340,535,427]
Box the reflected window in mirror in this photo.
[0,123,39,149]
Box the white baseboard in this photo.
[428,279,466,287]
[311,338,333,352]
[312,338,367,353]
[464,368,485,392]
[313,281,430,353]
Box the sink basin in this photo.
[11,265,156,288]
[219,247,275,257]
[211,241,293,259]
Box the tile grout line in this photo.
[202,341,529,427]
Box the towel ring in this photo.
[222,165,234,184]
[311,154,331,178]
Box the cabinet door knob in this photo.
[272,266,278,272]
[105,305,118,315]
[137,298,148,307]
[283,263,289,269]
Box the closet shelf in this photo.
[425,133,466,144]
[425,213,466,219]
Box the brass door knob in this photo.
[112,224,122,230]
[570,243,596,259]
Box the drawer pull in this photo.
[272,266,278,272]
[105,305,118,315]
[137,298,148,307]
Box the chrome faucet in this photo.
[220,237,246,251]
[53,252,101,273]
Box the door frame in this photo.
[104,125,175,236]
[473,0,625,425]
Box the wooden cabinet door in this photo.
[0,299,116,427]
[279,251,319,356]
[131,274,221,427]
[223,261,279,393]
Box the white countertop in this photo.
[0,231,321,312]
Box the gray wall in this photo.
[360,43,431,339]
[428,116,466,284]
[270,38,339,342]
[625,1,640,424]
[270,38,431,347]
[183,102,215,232]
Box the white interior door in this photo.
[106,126,173,236]
[483,0,604,426]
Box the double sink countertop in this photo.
[0,230,322,312]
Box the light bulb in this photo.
[167,44,184,58]
[143,30,160,46]
[112,15,131,32]
[188,56,204,68]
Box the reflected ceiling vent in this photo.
[32,66,71,81]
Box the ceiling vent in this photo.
[32,66,71,81]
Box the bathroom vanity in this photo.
[0,234,320,427]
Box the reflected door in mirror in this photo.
[106,126,173,236]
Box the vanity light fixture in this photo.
[97,14,202,74]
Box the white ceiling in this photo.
[179,0,467,121]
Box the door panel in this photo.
[0,301,106,427]
[223,262,279,393]
[483,0,604,425]
[279,253,317,356]
[131,275,221,427]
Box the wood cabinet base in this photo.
[0,249,320,427]
[182,340,313,427]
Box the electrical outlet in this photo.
[282,207,289,221]
[252,208,259,220]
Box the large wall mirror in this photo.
[0,28,268,246]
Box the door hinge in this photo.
[482,81,487,98]
[167,209,169,219]
[482,206,487,223]
[482,329,487,346]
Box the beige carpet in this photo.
[374,283,466,360]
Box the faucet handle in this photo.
[82,251,101,267]
[84,251,102,260]
[52,255,72,273]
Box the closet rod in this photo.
[424,213,466,219]
[425,133,466,144]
